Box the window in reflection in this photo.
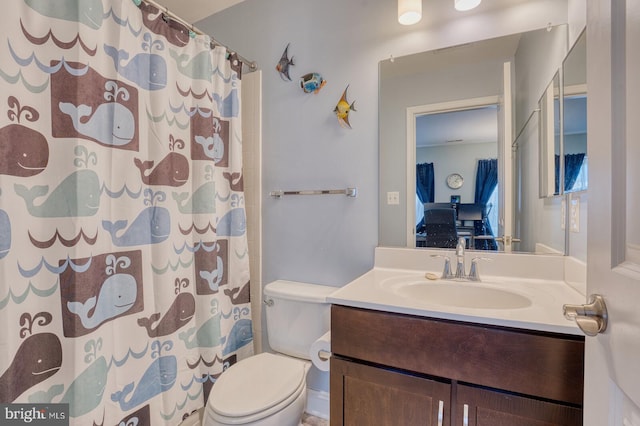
[569,157,588,192]
[562,94,587,193]
[487,185,498,243]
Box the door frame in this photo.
[405,95,501,247]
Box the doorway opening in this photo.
[408,98,501,250]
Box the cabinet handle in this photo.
[437,400,444,426]
[463,404,469,426]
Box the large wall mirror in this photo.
[538,30,587,198]
[538,72,561,197]
[379,25,576,254]
[561,30,587,195]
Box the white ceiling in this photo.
[416,106,498,148]
[157,0,245,24]
[159,0,535,34]
[416,97,587,149]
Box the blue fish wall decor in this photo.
[300,72,326,94]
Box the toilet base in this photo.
[180,387,329,426]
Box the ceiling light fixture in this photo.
[398,0,422,25]
[454,0,481,11]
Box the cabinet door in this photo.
[455,384,582,426]
[331,357,451,426]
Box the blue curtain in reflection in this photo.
[474,159,498,250]
[555,153,586,193]
[416,162,434,231]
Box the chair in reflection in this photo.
[422,208,458,248]
[416,203,453,237]
[423,202,454,210]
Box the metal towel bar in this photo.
[270,187,358,198]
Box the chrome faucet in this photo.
[469,256,492,281]
[430,254,453,279]
[431,246,491,282]
[455,237,466,279]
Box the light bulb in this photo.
[398,0,422,25]
[455,0,481,12]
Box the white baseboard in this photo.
[306,389,330,420]
[535,242,564,255]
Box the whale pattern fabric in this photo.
[0,1,251,425]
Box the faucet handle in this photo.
[430,254,453,279]
[469,257,493,282]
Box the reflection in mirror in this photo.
[415,105,499,250]
[538,72,561,197]
[379,26,569,254]
[562,30,587,193]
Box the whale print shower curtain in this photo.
[0,0,252,424]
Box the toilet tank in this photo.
[264,280,335,359]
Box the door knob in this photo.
[563,294,608,336]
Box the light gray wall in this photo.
[198,0,569,287]
[514,26,569,133]
[565,133,587,153]
[417,142,497,204]
[514,115,567,254]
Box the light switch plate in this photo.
[387,191,400,205]
[570,197,580,233]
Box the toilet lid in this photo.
[209,352,307,418]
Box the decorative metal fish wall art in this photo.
[300,72,326,94]
[276,43,294,81]
[334,85,356,128]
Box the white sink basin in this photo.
[328,257,587,335]
[385,278,532,310]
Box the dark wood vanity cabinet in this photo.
[330,305,585,426]
[332,358,451,425]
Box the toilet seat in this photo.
[207,353,308,424]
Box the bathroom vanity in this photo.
[328,247,586,426]
[330,305,583,425]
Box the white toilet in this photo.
[202,280,335,426]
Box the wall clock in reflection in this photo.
[446,173,464,189]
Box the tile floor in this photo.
[302,413,329,426]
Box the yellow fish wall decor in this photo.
[334,85,356,128]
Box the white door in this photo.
[583,1,640,424]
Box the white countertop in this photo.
[328,266,586,336]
